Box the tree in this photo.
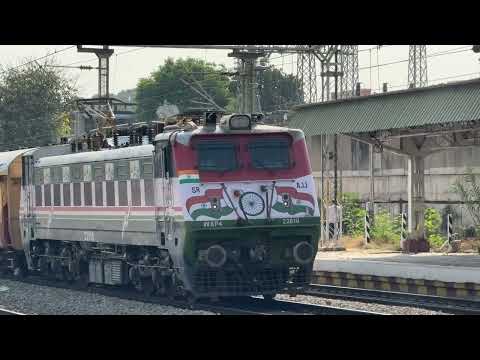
[258,67,302,112]
[0,58,78,150]
[136,58,234,122]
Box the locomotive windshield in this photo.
[197,141,237,172]
[248,139,290,170]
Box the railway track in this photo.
[0,274,381,315]
[219,297,385,315]
[303,284,480,315]
[0,307,26,315]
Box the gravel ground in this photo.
[0,279,214,315]
[276,293,453,315]
[0,277,453,315]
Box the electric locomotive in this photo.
[0,113,320,301]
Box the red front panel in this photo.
[173,133,312,182]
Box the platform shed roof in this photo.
[288,78,480,135]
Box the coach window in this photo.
[71,165,83,183]
[116,160,130,181]
[52,167,62,184]
[142,159,153,180]
[94,163,105,182]
[105,163,114,181]
[62,167,70,183]
[43,168,51,185]
[83,165,92,182]
[130,160,140,180]
[34,168,43,186]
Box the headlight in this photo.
[293,242,314,265]
[282,194,291,208]
[206,245,227,268]
[229,115,251,130]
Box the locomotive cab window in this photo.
[196,141,237,172]
[248,138,291,170]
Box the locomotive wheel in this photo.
[78,273,90,289]
[129,267,143,292]
[38,257,49,276]
[142,279,155,298]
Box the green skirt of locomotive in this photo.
[182,218,320,296]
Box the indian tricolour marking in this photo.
[179,170,200,184]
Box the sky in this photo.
[0,45,479,99]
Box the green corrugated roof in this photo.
[289,78,480,135]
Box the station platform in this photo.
[312,250,480,299]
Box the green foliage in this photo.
[341,193,366,237]
[425,207,445,248]
[56,112,73,138]
[428,234,445,248]
[134,57,302,121]
[371,210,400,246]
[136,58,233,122]
[0,58,77,150]
[425,208,442,237]
[451,169,480,232]
[258,67,301,112]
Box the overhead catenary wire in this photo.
[0,45,76,75]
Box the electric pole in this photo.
[408,45,428,88]
[229,49,266,114]
[339,45,359,99]
[77,45,114,99]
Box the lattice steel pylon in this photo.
[296,52,318,103]
[339,45,359,99]
[408,45,428,88]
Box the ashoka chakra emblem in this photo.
[239,192,265,216]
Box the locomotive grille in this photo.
[193,267,309,295]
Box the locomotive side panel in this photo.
[33,147,157,248]
[34,165,156,246]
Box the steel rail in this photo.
[303,284,480,315]
[0,307,27,315]
[0,274,380,315]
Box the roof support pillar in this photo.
[405,154,430,252]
